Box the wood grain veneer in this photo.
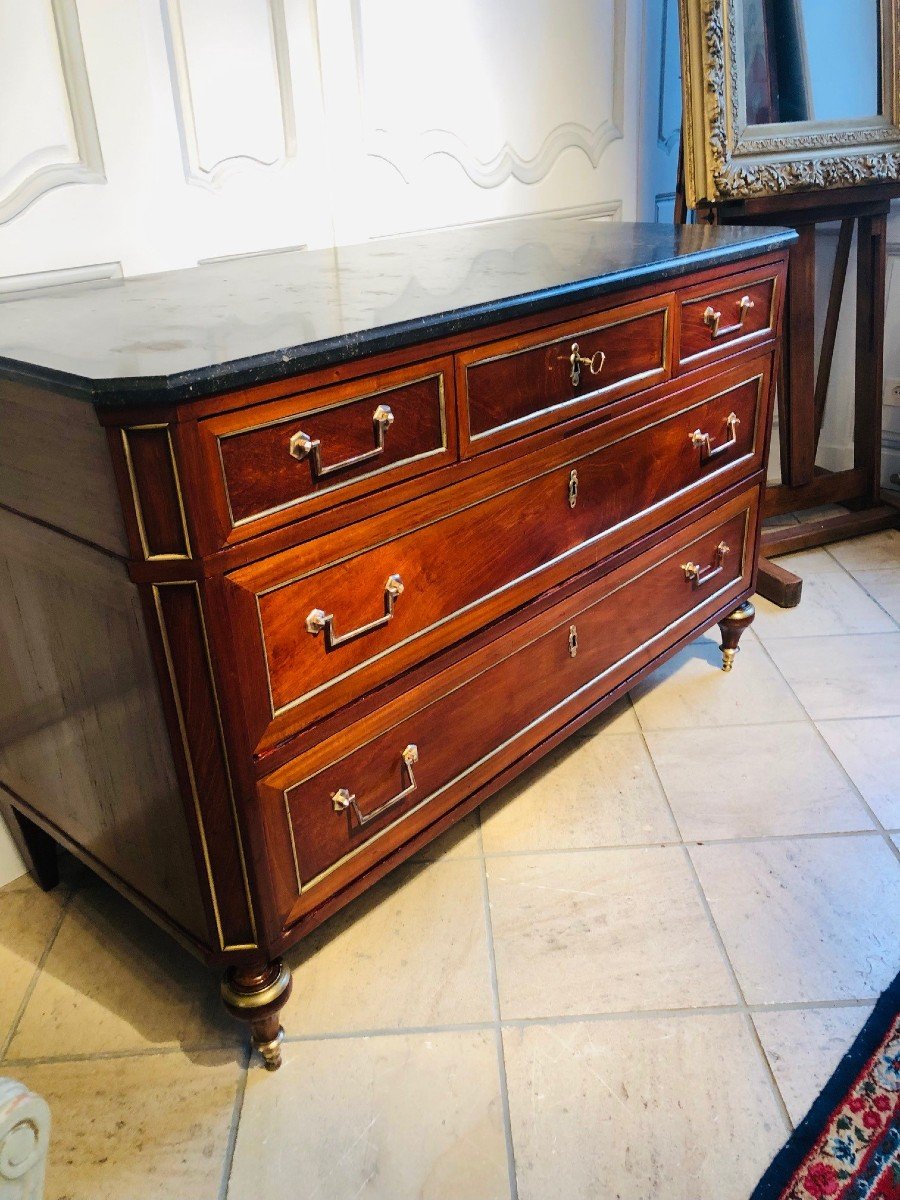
[0,508,207,945]
[0,379,129,556]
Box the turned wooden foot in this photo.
[221,958,292,1070]
[0,802,59,891]
[717,600,755,673]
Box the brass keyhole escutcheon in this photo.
[568,468,578,509]
[567,342,606,388]
[568,624,578,658]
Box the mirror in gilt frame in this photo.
[679,0,900,206]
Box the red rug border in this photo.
[750,970,900,1199]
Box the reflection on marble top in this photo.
[0,217,795,407]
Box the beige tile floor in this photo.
[1,528,898,1200]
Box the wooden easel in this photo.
[676,150,900,607]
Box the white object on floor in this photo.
[0,1078,50,1200]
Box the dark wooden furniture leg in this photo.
[781,223,817,488]
[854,213,887,508]
[221,958,293,1070]
[0,800,59,891]
[717,600,756,672]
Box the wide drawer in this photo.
[197,359,454,541]
[225,357,771,752]
[262,489,757,908]
[677,262,781,370]
[458,296,672,454]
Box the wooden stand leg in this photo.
[0,801,59,891]
[756,558,803,608]
[717,601,756,673]
[221,958,292,1071]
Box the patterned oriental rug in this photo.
[752,972,899,1200]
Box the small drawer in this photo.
[677,264,780,370]
[261,490,756,907]
[197,360,454,542]
[458,296,672,453]
[225,356,771,754]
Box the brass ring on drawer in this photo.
[702,296,754,339]
[306,573,404,649]
[681,541,730,589]
[289,403,394,479]
[332,744,419,828]
[690,412,740,463]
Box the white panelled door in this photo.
[0,0,331,282]
[0,0,648,286]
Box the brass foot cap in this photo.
[256,1027,285,1071]
[721,647,737,672]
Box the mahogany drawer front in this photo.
[458,296,672,453]
[198,360,454,542]
[225,360,770,753]
[262,491,756,905]
[677,263,781,370]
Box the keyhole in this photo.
[568,624,578,658]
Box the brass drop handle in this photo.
[306,573,404,649]
[703,295,754,339]
[567,342,606,388]
[289,403,394,479]
[690,412,740,463]
[682,541,730,589]
[332,744,419,828]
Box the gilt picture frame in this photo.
[679,0,900,206]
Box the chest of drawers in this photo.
[0,218,794,1070]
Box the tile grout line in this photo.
[0,878,78,1064]
[2,1042,246,1068]
[479,827,898,858]
[633,715,796,1132]
[784,710,897,727]
[0,998,884,1068]
[217,1045,251,1200]
[476,810,519,1200]
[753,627,900,641]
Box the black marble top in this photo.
[0,218,795,408]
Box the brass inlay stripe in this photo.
[152,581,257,952]
[282,499,755,897]
[121,424,193,561]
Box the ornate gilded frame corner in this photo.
[679,0,900,206]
